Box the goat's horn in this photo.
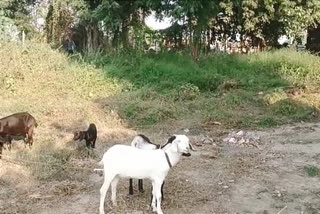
[189,143,196,151]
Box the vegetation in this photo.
[0,41,127,180]
[1,0,320,182]
[305,165,319,177]
[1,41,319,131]
[1,2,320,213]
[3,1,319,55]
[78,47,319,129]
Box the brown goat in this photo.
[0,112,38,158]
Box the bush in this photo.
[178,83,200,100]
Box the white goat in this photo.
[97,135,194,214]
[129,134,173,196]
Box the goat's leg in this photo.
[154,180,164,214]
[85,140,90,148]
[0,143,2,159]
[99,176,113,214]
[138,179,144,193]
[24,135,28,149]
[151,180,157,212]
[92,139,96,149]
[129,179,134,195]
[6,137,12,151]
[151,181,165,201]
[161,181,165,200]
[27,127,34,149]
[111,176,120,206]
[7,142,11,151]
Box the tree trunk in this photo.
[112,27,120,49]
[192,26,201,60]
[187,13,193,48]
[206,30,210,54]
[122,17,130,49]
[85,21,101,53]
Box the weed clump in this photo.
[178,83,200,100]
[305,165,319,177]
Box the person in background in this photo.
[67,37,76,55]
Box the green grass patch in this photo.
[271,99,313,119]
[2,41,320,130]
[305,165,319,177]
[93,49,320,128]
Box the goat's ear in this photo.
[167,135,176,144]
[189,143,196,151]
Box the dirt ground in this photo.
[1,121,320,214]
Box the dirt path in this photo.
[1,122,320,214]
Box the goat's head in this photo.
[73,131,85,141]
[168,135,195,156]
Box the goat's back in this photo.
[0,112,37,135]
[101,145,169,179]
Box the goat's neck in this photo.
[165,148,182,168]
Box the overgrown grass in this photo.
[2,42,320,131]
[0,41,132,181]
[1,41,320,183]
[86,48,320,128]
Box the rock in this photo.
[274,190,282,197]
[222,130,261,148]
[202,137,213,144]
[238,138,245,144]
[184,128,190,133]
[228,137,236,144]
[222,137,230,142]
[211,121,222,125]
[236,130,244,136]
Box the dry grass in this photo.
[0,41,136,182]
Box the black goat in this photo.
[73,123,97,149]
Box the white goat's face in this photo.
[172,135,195,156]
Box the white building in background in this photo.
[145,12,172,30]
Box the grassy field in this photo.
[1,41,320,213]
[85,48,320,129]
[2,42,320,132]
[1,42,320,171]
[0,42,133,181]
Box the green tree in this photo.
[0,0,37,38]
[166,0,220,58]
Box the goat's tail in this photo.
[98,159,104,166]
[94,159,104,173]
